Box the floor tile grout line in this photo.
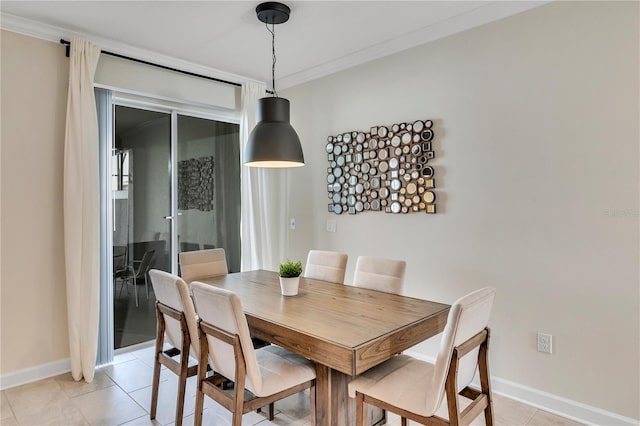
[524,407,540,425]
[2,393,17,421]
[96,364,154,422]
[2,404,17,424]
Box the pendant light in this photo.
[244,2,305,168]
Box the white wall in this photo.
[284,1,639,420]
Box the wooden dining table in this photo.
[200,270,450,426]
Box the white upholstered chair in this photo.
[352,256,406,294]
[304,250,348,284]
[190,282,316,426]
[179,248,228,284]
[148,270,201,426]
[181,247,271,387]
[348,287,496,426]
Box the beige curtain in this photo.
[240,83,289,271]
[63,36,101,382]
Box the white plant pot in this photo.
[279,276,300,296]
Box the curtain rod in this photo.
[60,39,244,89]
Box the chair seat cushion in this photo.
[251,345,316,397]
[348,354,437,417]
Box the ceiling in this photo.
[0,1,547,89]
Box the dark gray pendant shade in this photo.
[244,97,304,168]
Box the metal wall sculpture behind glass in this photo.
[178,156,214,211]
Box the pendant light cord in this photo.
[265,21,278,97]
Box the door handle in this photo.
[163,213,182,220]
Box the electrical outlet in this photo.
[326,219,336,233]
[289,218,296,230]
[537,332,553,354]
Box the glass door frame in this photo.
[101,91,241,362]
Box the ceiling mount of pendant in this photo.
[256,2,290,25]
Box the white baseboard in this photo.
[0,340,157,391]
[0,358,71,391]
[490,376,638,426]
[404,350,638,426]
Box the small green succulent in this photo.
[279,259,302,278]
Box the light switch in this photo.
[326,220,336,233]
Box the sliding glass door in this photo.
[112,106,172,349]
[176,115,241,272]
[109,101,240,351]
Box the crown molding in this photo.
[278,1,550,90]
[0,12,266,89]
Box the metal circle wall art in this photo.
[327,118,437,215]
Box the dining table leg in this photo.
[315,364,331,426]
[314,364,385,426]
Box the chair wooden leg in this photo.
[150,309,164,420]
[174,344,190,426]
[231,336,246,426]
[256,401,275,419]
[194,386,205,426]
[195,317,212,426]
[194,347,208,426]
[480,330,494,426]
[232,386,243,426]
[174,372,187,426]
[232,380,244,426]
[446,350,461,426]
[309,382,316,426]
[232,413,242,426]
[150,356,162,419]
[401,417,408,426]
[356,392,366,426]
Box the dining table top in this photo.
[199,269,450,376]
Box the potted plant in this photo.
[279,259,303,296]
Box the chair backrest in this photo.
[148,269,200,357]
[136,250,156,276]
[190,282,263,395]
[303,250,348,284]
[352,256,406,294]
[141,231,160,241]
[113,245,128,272]
[132,240,166,264]
[180,242,201,253]
[179,248,228,283]
[426,287,496,415]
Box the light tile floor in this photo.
[1,345,583,426]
